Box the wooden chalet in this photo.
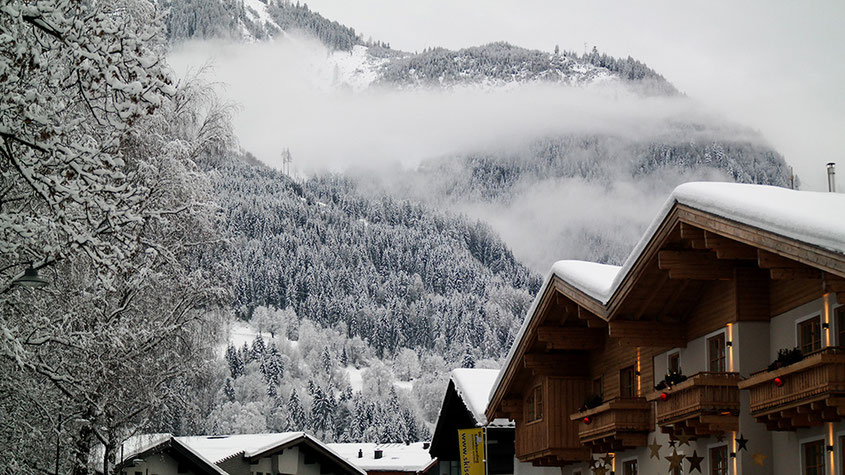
[111,432,366,475]
[429,369,515,475]
[485,183,845,475]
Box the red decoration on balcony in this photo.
[773,377,784,387]
[660,392,669,401]
[583,416,592,425]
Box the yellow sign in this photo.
[458,428,486,475]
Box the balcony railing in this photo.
[738,347,845,431]
[647,372,740,438]
[569,398,651,453]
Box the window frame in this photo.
[620,365,636,399]
[621,457,638,475]
[800,438,826,475]
[668,351,681,374]
[526,385,543,423]
[796,314,823,355]
[708,444,728,475]
[707,332,727,373]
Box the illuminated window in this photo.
[622,459,637,475]
[802,439,825,475]
[527,386,543,422]
[709,445,727,475]
[620,366,636,398]
[708,333,726,372]
[798,316,822,354]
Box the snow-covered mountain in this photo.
[165,0,676,94]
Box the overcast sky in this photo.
[304,0,845,191]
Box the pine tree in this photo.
[286,389,307,430]
[225,344,244,379]
[224,377,236,402]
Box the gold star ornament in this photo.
[752,451,767,466]
[666,448,684,472]
[648,438,662,459]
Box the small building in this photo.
[110,432,366,475]
[485,183,845,475]
[429,369,515,475]
[327,442,437,475]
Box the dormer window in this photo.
[527,385,543,422]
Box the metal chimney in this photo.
[828,163,836,192]
[374,449,383,459]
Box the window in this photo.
[708,333,726,372]
[620,365,636,398]
[837,307,845,346]
[802,439,825,475]
[798,316,822,354]
[709,445,728,475]
[668,352,681,374]
[593,377,603,398]
[527,386,543,422]
[622,459,638,475]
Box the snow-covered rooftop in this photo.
[451,368,513,428]
[327,442,435,472]
[490,182,845,407]
[177,432,305,463]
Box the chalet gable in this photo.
[487,183,845,426]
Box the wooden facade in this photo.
[486,196,845,470]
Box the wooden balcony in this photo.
[647,372,740,439]
[738,347,845,431]
[569,398,651,453]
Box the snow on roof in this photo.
[93,433,172,473]
[327,442,435,472]
[490,182,845,408]
[550,261,621,303]
[451,368,513,428]
[177,432,305,463]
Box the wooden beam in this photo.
[769,268,821,280]
[577,306,607,327]
[679,223,707,249]
[703,231,758,260]
[522,353,590,376]
[758,250,821,280]
[658,250,734,280]
[537,326,605,350]
[607,320,686,347]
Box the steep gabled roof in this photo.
[487,182,845,421]
[451,368,513,428]
[178,433,367,475]
[101,434,228,475]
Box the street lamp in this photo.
[13,264,49,288]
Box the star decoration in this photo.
[735,434,749,452]
[715,433,725,442]
[590,466,607,475]
[668,439,677,448]
[752,451,767,466]
[648,438,662,459]
[666,448,684,472]
[686,450,704,473]
[675,431,692,447]
[590,457,602,468]
[601,453,614,466]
